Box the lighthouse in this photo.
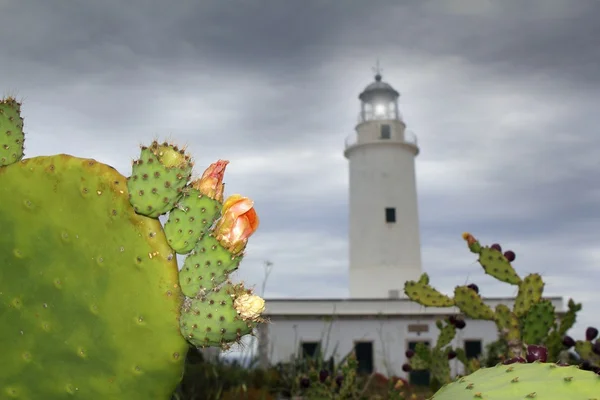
[344,69,423,299]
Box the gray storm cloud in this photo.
[1,0,599,338]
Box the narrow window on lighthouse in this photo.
[380,124,391,139]
[385,207,396,223]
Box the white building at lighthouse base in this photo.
[257,296,565,379]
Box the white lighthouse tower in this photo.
[344,68,423,299]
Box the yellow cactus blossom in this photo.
[234,293,265,321]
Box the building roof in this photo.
[262,296,566,317]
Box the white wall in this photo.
[261,315,500,378]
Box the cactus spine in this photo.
[0,97,266,398]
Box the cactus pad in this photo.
[127,141,193,218]
[435,321,457,349]
[178,233,242,297]
[163,189,221,254]
[575,340,600,365]
[0,155,188,399]
[430,351,451,385]
[522,300,555,345]
[404,281,454,307]
[514,273,544,317]
[179,283,262,349]
[494,304,521,343]
[453,285,495,320]
[478,246,522,285]
[0,97,25,167]
[431,362,600,400]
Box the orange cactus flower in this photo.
[192,160,229,202]
[214,194,259,254]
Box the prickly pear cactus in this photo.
[0,97,266,399]
[430,362,600,400]
[404,232,582,364]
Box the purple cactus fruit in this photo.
[300,377,310,389]
[526,344,548,363]
[448,315,457,326]
[562,335,576,348]
[585,326,598,341]
[335,375,343,387]
[405,349,415,359]
[467,283,479,294]
[454,319,466,330]
[402,363,412,372]
[503,250,516,262]
[490,243,502,252]
[502,357,526,365]
[580,360,592,371]
[448,350,457,360]
[319,369,329,383]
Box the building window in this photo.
[385,207,396,223]
[300,341,321,360]
[464,340,482,359]
[380,124,391,139]
[354,341,374,374]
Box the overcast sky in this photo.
[2,0,599,340]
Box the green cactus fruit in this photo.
[0,97,25,167]
[404,281,454,307]
[522,300,556,345]
[514,273,544,317]
[494,304,521,343]
[477,246,521,285]
[163,189,221,254]
[430,362,600,400]
[0,155,188,399]
[418,272,430,285]
[178,233,243,297]
[436,321,457,350]
[453,285,495,320]
[179,282,265,350]
[127,141,193,218]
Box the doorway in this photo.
[354,341,374,374]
